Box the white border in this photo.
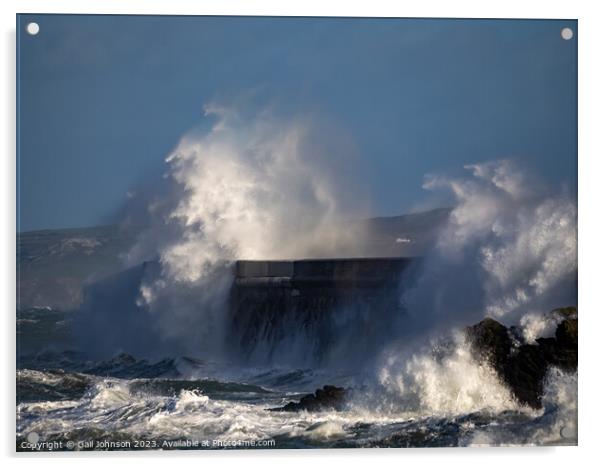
[3,1,601,465]
[1,0,586,18]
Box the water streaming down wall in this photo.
[229,257,421,366]
[75,255,422,365]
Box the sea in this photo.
[16,307,577,451]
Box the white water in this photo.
[122,104,370,358]
[354,160,577,444]
[42,106,577,448]
[116,107,577,370]
[422,159,576,322]
[17,361,577,447]
[375,333,519,417]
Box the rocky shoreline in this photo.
[466,307,577,409]
[272,307,577,412]
[270,385,348,412]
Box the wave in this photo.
[372,333,520,418]
[17,103,577,448]
[17,369,93,403]
[17,365,576,449]
[17,321,578,449]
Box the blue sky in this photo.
[17,15,577,232]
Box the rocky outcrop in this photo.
[270,308,577,413]
[271,385,348,412]
[465,318,512,370]
[466,307,577,409]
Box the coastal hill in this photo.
[16,208,450,310]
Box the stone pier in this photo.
[229,257,419,359]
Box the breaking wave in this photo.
[16,351,576,448]
[19,106,577,448]
[114,104,370,358]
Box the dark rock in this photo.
[271,385,347,412]
[554,318,578,371]
[534,337,559,362]
[465,317,512,369]
[556,318,577,349]
[551,306,578,320]
[466,310,578,410]
[503,344,549,408]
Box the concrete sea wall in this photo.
[229,258,419,364]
